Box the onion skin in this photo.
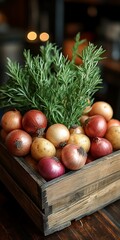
[1,110,22,132]
[90,137,113,159]
[69,125,85,134]
[89,101,113,121]
[37,157,65,181]
[107,118,120,130]
[22,109,47,135]
[5,129,32,157]
[84,115,107,138]
[61,143,87,170]
[46,123,70,148]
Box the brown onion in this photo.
[1,110,22,132]
[22,109,47,135]
[5,129,32,157]
[61,143,87,170]
[46,123,70,148]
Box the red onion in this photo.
[84,114,107,138]
[37,157,65,181]
[90,137,113,159]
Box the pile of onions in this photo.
[1,100,120,182]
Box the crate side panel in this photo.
[0,143,44,208]
[42,152,120,209]
[0,164,44,232]
[44,170,120,214]
[45,179,120,232]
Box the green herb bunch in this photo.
[0,33,105,128]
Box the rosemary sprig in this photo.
[0,33,105,128]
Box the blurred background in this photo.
[0,0,120,118]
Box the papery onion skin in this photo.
[46,123,70,148]
[1,110,22,132]
[22,109,47,135]
[90,137,113,159]
[37,157,65,181]
[89,101,113,121]
[107,118,120,130]
[61,143,87,170]
[79,115,89,126]
[84,115,107,138]
[69,125,85,134]
[5,129,32,157]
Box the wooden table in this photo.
[0,181,120,240]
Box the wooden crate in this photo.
[0,142,120,236]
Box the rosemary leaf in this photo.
[0,33,105,128]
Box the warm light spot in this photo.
[27,31,37,41]
[39,32,49,42]
[87,6,97,17]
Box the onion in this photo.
[69,125,85,134]
[89,101,113,121]
[107,118,120,130]
[31,137,56,161]
[90,137,113,159]
[1,110,22,132]
[61,143,87,170]
[37,157,65,181]
[79,115,89,126]
[46,123,70,148]
[22,109,47,135]
[5,129,32,157]
[83,115,107,138]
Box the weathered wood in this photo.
[0,142,120,236]
[0,164,44,231]
[0,143,45,208]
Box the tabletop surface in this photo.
[0,181,120,240]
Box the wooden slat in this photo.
[44,171,120,214]
[42,151,120,209]
[45,179,120,230]
[0,164,44,232]
[0,143,45,208]
[0,142,120,236]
